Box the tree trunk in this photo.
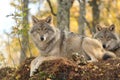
[78,0,86,35]
[89,0,100,33]
[57,0,74,31]
[19,0,29,63]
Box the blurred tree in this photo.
[10,0,30,64]
[57,0,74,31]
[20,0,29,63]
[78,0,86,35]
[89,0,101,33]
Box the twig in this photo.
[47,0,57,16]
[82,16,92,34]
[17,34,26,58]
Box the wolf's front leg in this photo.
[30,56,45,77]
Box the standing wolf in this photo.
[30,16,116,76]
[94,24,120,57]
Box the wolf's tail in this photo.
[102,51,116,60]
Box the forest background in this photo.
[0,0,120,67]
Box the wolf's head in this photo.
[94,24,119,50]
[30,15,55,48]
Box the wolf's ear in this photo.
[109,24,115,32]
[45,15,52,23]
[95,24,102,32]
[32,16,39,24]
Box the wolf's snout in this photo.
[40,36,44,41]
[103,44,106,48]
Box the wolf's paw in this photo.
[30,63,41,77]
[30,63,38,77]
[30,57,44,77]
[30,68,39,77]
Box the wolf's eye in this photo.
[44,28,47,31]
[107,36,111,40]
[44,28,48,32]
[37,29,41,32]
[38,28,40,31]
[100,36,103,39]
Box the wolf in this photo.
[30,16,116,76]
[94,24,120,57]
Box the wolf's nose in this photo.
[103,44,106,48]
[40,36,44,41]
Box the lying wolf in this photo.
[94,24,120,57]
[30,16,116,76]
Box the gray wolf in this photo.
[94,24,120,57]
[30,16,116,76]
